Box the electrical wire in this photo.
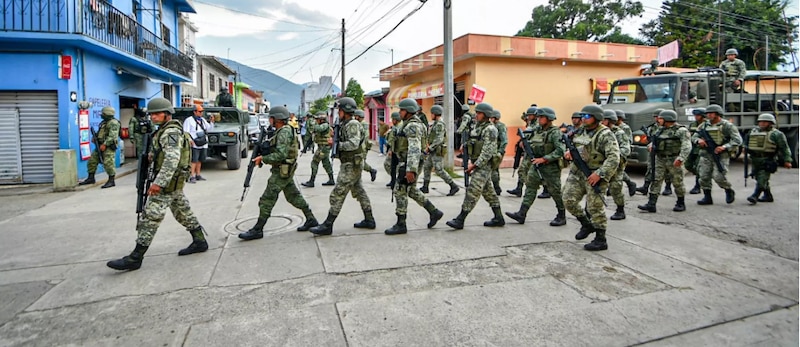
[193,0,338,30]
[346,0,428,66]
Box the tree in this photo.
[640,0,798,70]
[344,78,365,108]
[310,95,334,115]
[599,28,645,45]
[515,0,644,42]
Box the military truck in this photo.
[173,107,249,170]
[603,69,798,167]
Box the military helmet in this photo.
[725,48,738,56]
[315,112,327,119]
[490,110,501,119]
[614,109,626,121]
[461,104,470,112]
[398,98,419,113]
[706,104,724,115]
[535,107,556,120]
[579,104,604,121]
[390,111,401,121]
[652,108,664,117]
[474,102,494,116]
[757,113,776,124]
[525,107,538,116]
[430,105,444,115]
[101,106,116,116]
[603,109,618,121]
[571,111,582,118]
[269,106,291,120]
[658,109,678,122]
[146,97,174,115]
[650,59,659,65]
[354,109,365,118]
[692,108,706,117]
[338,97,358,113]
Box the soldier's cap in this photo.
[692,108,706,116]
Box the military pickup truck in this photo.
[173,107,249,170]
[603,69,798,167]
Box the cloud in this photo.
[190,3,279,37]
[277,32,300,41]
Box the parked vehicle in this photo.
[247,114,260,146]
[173,107,250,170]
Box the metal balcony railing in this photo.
[1,0,193,79]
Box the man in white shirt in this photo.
[183,105,213,183]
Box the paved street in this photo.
[0,150,797,346]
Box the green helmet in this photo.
[535,107,556,120]
[706,104,724,115]
[614,110,626,121]
[315,112,327,120]
[398,98,419,113]
[658,109,678,122]
[692,108,706,117]
[430,105,444,115]
[757,113,776,124]
[474,102,493,116]
[146,97,174,115]
[579,104,604,121]
[354,110,365,118]
[390,111,401,121]
[525,107,538,116]
[603,109,618,121]
[101,106,116,117]
[461,104,470,112]
[650,59,659,65]
[725,48,738,56]
[338,97,358,113]
[269,106,291,120]
[490,110,501,119]
[571,111,582,118]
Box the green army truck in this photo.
[173,107,250,170]
[603,69,798,167]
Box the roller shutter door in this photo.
[0,92,59,184]
[0,108,22,183]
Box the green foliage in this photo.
[310,95,334,115]
[515,0,644,42]
[639,0,798,70]
[345,78,365,108]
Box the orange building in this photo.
[380,34,658,157]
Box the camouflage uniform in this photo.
[128,110,148,158]
[617,120,637,193]
[422,118,455,188]
[608,123,631,218]
[686,119,703,193]
[720,58,746,92]
[691,118,742,198]
[86,112,120,176]
[639,121,692,212]
[639,120,672,195]
[360,119,376,175]
[745,121,792,203]
[384,119,402,183]
[491,119,508,194]
[305,117,334,186]
[509,121,538,196]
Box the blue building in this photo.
[0,0,195,183]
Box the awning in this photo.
[408,81,445,99]
[387,83,419,106]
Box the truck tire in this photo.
[241,145,248,158]
[226,144,242,170]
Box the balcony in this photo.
[0,0,193,80]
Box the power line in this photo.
[193,0,338,30]
[662,1,796,33]
[346,0,428,66]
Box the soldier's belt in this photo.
[747,151,774,158]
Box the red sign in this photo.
[59,55,72,79]
[468,84,486,103]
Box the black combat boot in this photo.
[321,174,335,186]
[661,182,672,196]
[301,177,315,187]
[297,208,319,231]
[746,187,762,205]
[354,209,376,229]
[420,181,430,193]
[107,243,149,271]
[447,182,460,196]
[423,201,444,228]
[610,205,626,220]
[370,168,377,182]
[638,194,658,213]
[689,177,701,195]
[635,180,650,195]
[506,182,523,197]
[101,176,115,189]
[239,218,267,240]
[79,173,96,185]
[758,189,774,202]
[446,210,469,230]
[697,189,713,205]
[626,179,637,197]
[538,186,551,199]
[550,209,567,226]
[505,204,530,224]
[386,180,394,188]
[310,213,337,235]
[724,188,735,204]
[385,214,407,235]
[673,197,686,212]
[484,207,505,227]
[575,216,594,240]
[179,226,208,255]
[584,229,608,251]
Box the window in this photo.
[377,108,385,122]
[219,78,224,92]
[161,23,171,45]
[209,73,215,92]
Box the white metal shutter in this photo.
[0,92,59,183]
[0,108,22,183]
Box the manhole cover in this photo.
[224,214,304,236]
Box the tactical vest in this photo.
[688,121,701,134]
[530,126,556,158]
[428,120,446,155]
[395,117,426,159]
[573,125,610,169]
[271,126,299,163]
[748,129,778,153]
[656,125,685,156]
[702,120,738,153]
[338,119,364,163]
[467,122,488,157]
[98,118,120,147]
[313,122,331,146]
[153,120,191,193]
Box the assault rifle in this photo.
[516,128,542,180]
[512,140,524,177]
[697,128,727,174]
[389,129,399,190]
[562,133,606,205]
[743,133,751,187]
[330,117,341,159]
[90,126,105,168]
[649,128,664,182]
[135,126,154,218]
[241,125,274,201]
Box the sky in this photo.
[186,0,799,96]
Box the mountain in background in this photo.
[219,58,339,112]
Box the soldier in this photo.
[691,104,742,205]
[637,110,692,213]
[107,98,207,271]
[238,106,319,240]
[385,99,445,235]
[601,110,631,220]
[745,114,793,204]
[489,110,508,196]
[507,107,538,197]
[215,88,233,107]
[563,105,620,251]
[384,112,402,188]
[310,97,375,235]
[614,109,637,196]
[505,107,566,226]
[301,112,335,187]
[420,105,460,196]
[686,108,706,194]
[300,112,314,153]
[456,104,473,159]
[128,104,149,158]
[446,102,505,229]
[79,106,120,188]
[643,59,659,75]
[636,109,672,195]
[355,110,378,182]
[720,48,746,92]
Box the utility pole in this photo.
[341,18,346,98]
[765,35,769,70]
[443,0,454,170]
